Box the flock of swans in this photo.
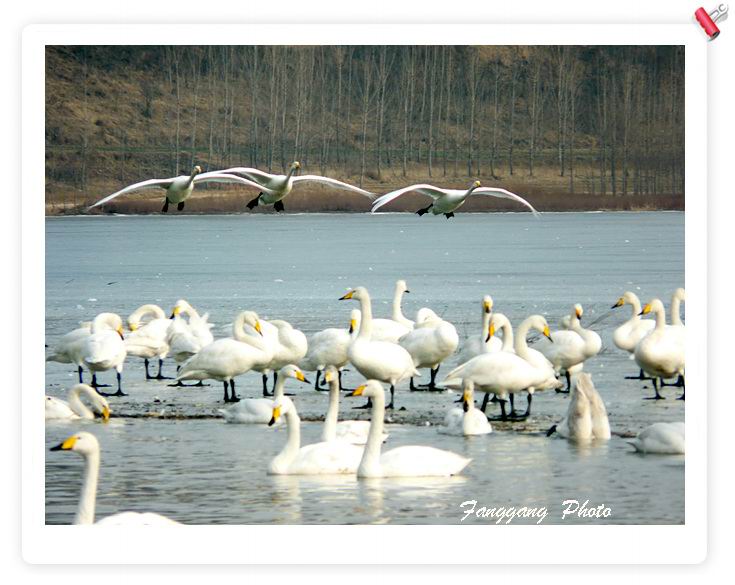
[86,162,539,217]
[46,281,686,525]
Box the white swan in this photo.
[176,311,272,402]
[441,379,492,436]
[671,288,686,326]
[320,366,387,445]
[125,304,172,380]
[45,384,110,422]
[399,311,459,391]
[50,432,179,524]
[166,299,215,386]
[389,279,414,329]
[443,313,557,419]
[547,373,610,441]
[267,396,363,475]
[371,181,539,219]
[87,166,272,213]
[361,280,415,344]
[247,317,308,396]
[629,422,685,455]
[219,161,374,212]
[46,321,92,384]
[219,364,309,424]
[536,304,602,392]
[634,299,685,400]
[349,381,471,477]
[340,287,419,409]
[299,310,359,389]
[455,295,501,365]
[81,313,127,396]
[612,291,656,379]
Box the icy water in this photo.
[45,212,685,524]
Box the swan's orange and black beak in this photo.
[462,389,471,412]
[485,322,495,343]
[117,326,125,340]
[101,406,111,422]
[50,435,78,451]
[543,325,553,342]
[295,369,310,384]
[348,318,356,334]
[254,320,263,336]
[339,291,354,301]
[349,385,366,397]
[611,298,625,309]
[268,406,281,427]
[638,304,652,316]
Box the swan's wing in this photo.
[371,184,448,212]
[216,167,277,184]
[472,188,540,216]
[194,172,277,194]
[87,178,176,209]
[292,175,375,199]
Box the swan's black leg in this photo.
[77,365,84,384]
[661,375,685,388]
[223,380,230,402]
[230,378,240,402]
[488,399,509,421]
[162,198,170,213]
[247,195,261,210]
[100,372,127,397]
[416,204,433,216]
[91,374,110,389]
[556,371,571,394]
[353,398,373,410]
[262,373,271,397]
[444,212,455,219]
[644,377,665,400]
[144,358,154,380]
[177,201,185,211]
[546,424,558,437]
[154,358,172,380]
[678,377,685,400]
[273,200,285,212]
[409,377,419,391]
[314,370,321,390]
[338,369,354,392]
[480,392,490,413]
[510,393,532,420]
[272,371,278,393]
[417,366,444,391]
[386,385,395,410]
[625,368,654,381]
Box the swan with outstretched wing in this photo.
[87,166,273,212]
[371,180,539,218]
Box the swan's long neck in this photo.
[465,388,476,413]
[570,317,592,340]
[480,310,492,347]
[285,165,297,182]
[360,390,386,473]
[653,304,667,329]
[322,378,340,441]
[278,408,301,466]
[356,294,373,340]
[465,184,479,197]
[185,168,198,187]
[273,375,287,401]
[131,304,165,324]
[391,288,411,327]
[233,316,268,353]
[627,296,643,319]
[671,295,683,326]
[76,450,100,525]
[499,320,514,352]
[91,313,117,334]
[68,386,95,420]
[514,320,532,360]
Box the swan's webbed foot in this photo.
[546,424,558,437]
[162,198,170,213]
[247,195,260,210]
[661,375,685,388]
[444,212,455,219]
[273,200,285,212]
[98,390,128,397]
[353,399,373,410]
[168,380,209,388]
[416,205,432,216]
[625,369,654,381]
[177,201,185,211]
[555,388,570,394]
[643,379,665,400]
[386,402,395,410]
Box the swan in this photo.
[349,381,471,477]
[389,279,414,329]
[176,311,272,402]
[536,304,602,392]
[399,312,458,391]
[166,299,215,386]
[441,379,493,436]
[628,422,685,454]
[612,292,656,380]
[370,181,539,219]
[46,321,92,384]
[455,295,502,365]
[81,313,127,396]
[219,364,309,424]
[50,432,179,524]
[547,373,610,440]
[671,288,686,326]
[218,161,374,212]
[247,318,308,396]
[299,311,359,390]
[442,313,557,420]
[87,166,273,213]
[359,280,415,344]
[320,366,387,445]
[125,304,172,380]
[45,384,110,422]
[634,299,685,400]
[339,287,419,409]
[266,396,363,475]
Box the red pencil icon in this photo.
[695,4,729,40]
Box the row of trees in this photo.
[46,45,685,206]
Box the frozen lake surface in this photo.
[45,212,685,524]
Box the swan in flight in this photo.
[219,364,309,424]
[370,181,539,219]
[455,295,501,364]
[46,321,92,384]
[216,161,374,212]
[87,166,271,213]
[349,381,471,477]
[629,422,685,455]
[634,299,685,400]
[166,300,215,386]
[612,292,656,380]
[320,366,387,445]
[399,311,459,391]
[45,384,110,422]
[81,313,127,396]
[546,373,610,441]
[441,379,493,436]
[125,304,172,380]
[267,396,363,475]
[300,310,359,390]
[536,304,602,392]
[340,287,419,409]
[50,432,179,524]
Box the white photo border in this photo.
[23,23,706,564]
